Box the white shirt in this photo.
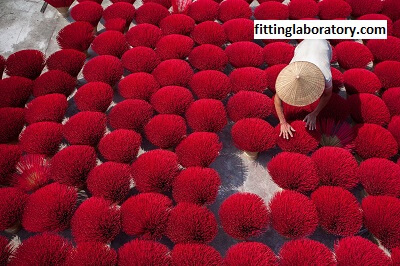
[290,39,333,89]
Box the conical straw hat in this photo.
[275,61,325,107]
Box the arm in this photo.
[274,95,296,139]
[303,86,332,130]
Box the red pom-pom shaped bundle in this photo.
[57,22,95,52]
[175,132,222,167]
[218,0,252,22]
[191,21,227,47]
[367,36,400,62]
[66,242,117,266]
[91,31,129,58]
[118,240,171,266]
[335,41,373,69]
[87,162,131,203]
[382,87,400,116]
[219,193,269,240]
[172,244,222,265]
[187,0,218,23]
[318,0,352,19]
[231,118,276,153]
[222,18,253,43]
[227,91,272,122]
[144,114,186,148]
[103,2,135,24]
[19,122,63,156]
[346,0,382,17]
[276,120,320,154]
[22,183,77,232]
[155,34,194,60]
[224,242,277,266]
[121,193,172,239]
[254,2,289,20]
[225,42,264,68]
[188,44,228,71]
[159,14,194,35]
[311,186,362,236]
[70,1,103,27]
[118,73,160,101]
[172,167,220,205]
[270,190,318,238]
[108,99,154,131]
[185,99,227,133]
[126,24,162,48]
[98,129,141,163]
[74,82,113,112]
[46,49,86,77]
[5,50,45,80]
[358,158,400,197]
[33,70,76,97]
[353,123,398,159]
[150,86,194,115]
[152,59,193,87]
[374,60,400,89]
[189,70,231,100]
[267,152,318,193]
[230,67,268,93]
[0,188,28,231]
[82,55,123,86]
[343,68,381,94]
[279,239,335,266]
[166,202,217,244]
[134,3,169,26]
[348,93,390,126]
[0,107,25,144]
[389,115,400,146]
[0,145,21,185]
[63,111,106,146]
[121,47,160,73]
[51,145,97,188]
[263,42,294,66]
[131,149,180,193]
[25,94,67,124]
[9,233,72,266]
[265,64,287,93]
[288,0,318,19]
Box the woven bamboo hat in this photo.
[275,61,325,107]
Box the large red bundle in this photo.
[171,244,222,265]
[187,0,219,23]
[152,59,193,87]
[125,23,162,48]
[191,21,227,47]
[25,94,67,124]
[66,242,117,266]
[367,36,400,62]
[188,44,228,71]
[121,47,160,73]
[118,240,171,266]
[0,188,28,231]
[382,87,400,116]
[318,0,352,19]
[227,91,272,122]
[225,41,264,68]
[343,68,381,94]
[185,99,227,133]
[19,122,63,155]
[269,190,318,238]
[0,107,25,143]
[134,3,169,26]
[230,67,268,93]
[0,77,33,108]
[222,18,253,43]
[51,145,97,188]
[159,14,194,35]
[288,0,318,19]
[46,49,86,77]
[150,86,194,115]
[91,31,129,58]
[98,129,141,163]
[108,99,154,131]
[74,82,113,112]
[118,73,160,101]
[82,55,123,85]
[5,50,45,79]
[335,41,373,69]
[22,183,77,232]
[263,42,294,66]
[33,70,76,97]
[218,0,252,22]
[265,64,287,93]
[70,1,103,27]
[0,145,21,185]
[374,60,400,88]
[189,70,231,100]
[224,242,278,266]
[103,2,135,24]
[144,114,186,148]
[348,93,390,126]
[57,22,95,52]
[155,34,194,60]
[121,193,172,239]
[254,2,289,20]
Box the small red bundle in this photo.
[374,60,400,89]
[267,152,318,193]
[265,64,287,93]
[19,122,63,156]
[51,145,97,188]
[367,36,400,62]
[230,67,268,93]
[159,14,195,35]
[311,186,362,236]
[358,158,400,197]
[71,197,121,244]
[118,240,171,266]
[91,31,129,58]
[103,2,135,25]
[172,244,222,265]
[150,86,194,115]
[175,132,222,167]
[227,91,272,122]
[346,0,382,17]
[219,193,269,240]
[254,2,289,20]
[121,47,160,73]
[263,42,294,66]
[353,123,398,159]
[188,44,228,71]
[155,34,194,61]
[46,49,86,77]
[118,73,160,101]
[0,144,21,185]
[57,21,95,52]
[144,114,186,149]
[22,183,77,232]
[121,193,172,239]
[389,115,400,146]
[187,0,219,23]
[335,41,373,69]
[98,129,141,163]
[0,107,25,143]
[172,167,220,205]
[222,18,253,43]
[185,99,227,133]
[279,239,335,266]
[70,1,103,27]
[191,21,227,47]
[152,59,193,87]
[225,41,264,68]
[87,162,131,203]
[66,242,117,266]
[218,0,252,22]
[318,0,352,19]
[126,23,162,48]
[134,3,170,26]
[288,0,318,19]
[311,147,358,189]
[269,190,318,238]
[131,149,180,193]
[33,70,76,97]
[82,55,123,86]
[382,87,400,116]
[74,82,113,112]
[63,111,106,146]
[5,49,45,80]
[348,93,390,126]
[166,202,217,244]
[343,68,381,94]
[0,187,28,231]
[108,99,154,131]
[189,70,231,100]
[224,242,277,266]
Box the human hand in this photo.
[303,113,317,130]
[279,122,296,139]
